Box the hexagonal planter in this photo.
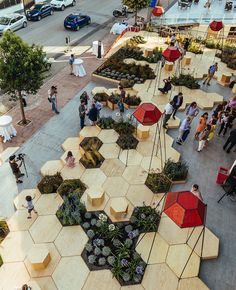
[145,173,172,194]
[80,152,105,169]
[37,173,63,194]
[80,137,103,155]
[116,134,139,150]
[57,179,86,199]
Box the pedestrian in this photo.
[170,34,176,45]
[176,116,191,145]
[195,112,208,139]
[50,88,59,114]
[213,101,228,119]
[22,284,32,290]
[69,54,75,75]
[22,195,38,219]
[191,184,203,201]
[197,124,211,152]
[183,38,190,54]
[65,151,75,168]
[118,86,125,113]
[186,102,199,122]
[9,155,24,184]
[158,77,172,94]
[229,73,236,88]
[227,95,236,109]
[223,128,236,153]
[80,91,89,106]
[94,99,102,120]
[207,123,216,143]
[172,92,183,119]
[163,100,174,129]
[88,103,98,125]
[79,99,86,129]
[203,62,218,86]
[218,111,229,136]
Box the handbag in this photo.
[48,97,52,103]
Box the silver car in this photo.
[0,14,27,35]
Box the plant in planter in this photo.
[188,41,203,54]
[145,172,172,193]
[163,159,188,183]
[56,191,86,226]
[37,172,63,194]
[94,92,109,106]
[107,94,120,110]
[120,79,135,89]
[116,134,139,150]
[0,219,9,243]
[113,121,135,135]
[124,95,141,109]
[80,150,105,169]
[57,179,86,199]
[80,137,103,152]
[171,73,200,89]
[96,117,115,129]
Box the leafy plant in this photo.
[145,172,172,193]
[163,159,188,181]
[188,41,203,54]
[171,73,200,89]
[120,79,135,88]
[108,93,120,104]
[124,95,141,106]
[97,117,115,129]
[122,0,149,24]
[57,179,86,198]
[117,134,139,150]
[80,137,103,152]
[113,121,135,135]
[94,92,109,103]
[80,150,104,169]
[0,219,9,243]
[37,173,63,194]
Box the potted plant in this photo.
[94,92,109,106]
[96,117,115,130]
[80,150,104,169]
[113,121,135,135]
[171,73,200,89]
[116,134,139,150]
[37,173,63,194]
[57,179,86,199]
[163,159,188,184]
[124,95,141,109]
[107,94,119,110]
[145,172,172,194]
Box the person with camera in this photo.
[9,155,24,184]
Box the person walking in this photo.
[203,62,218,86]
[88,103,98,125]
[79,99,86,129]
[22,195,38,219]
[172,92,183,119]
[186,102,199,122]
[195,112,208,139]
[163,101,174,129]
[69,54,75,75]
[197,124,211,152]
[223,128,236,153]
[158,77,172,94]
[50,89,59,114]
[176,116,191,145]
[183,38,190,54]
[218,111,229,136]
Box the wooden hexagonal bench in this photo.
[87,186,105,207]
[27,244,51,270]
[110,197,129,219]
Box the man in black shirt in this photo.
[9,155,24,184]
[79,99,86,129]
[223,128,236,153]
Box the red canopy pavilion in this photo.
[162,46,181,62]
[133,103,162,126]
[209,20,224,32]
[152,6,165,17]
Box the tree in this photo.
[122,0,150,24]
[0,31,48,124]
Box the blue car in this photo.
[64,14,91,31]
[26,2,54,21]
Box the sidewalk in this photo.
[0,3,23,16]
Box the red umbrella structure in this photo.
[133,103,162,126]
[209,20,224,32]
[152,6,165,17]
[164,191,206,228]
[162,46,181,62]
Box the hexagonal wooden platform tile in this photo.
[81,189,109,212]
[120,285,144,290]
[54,226,88,256]
[29,215,62,243]
[136,232,169,264]
[83,270,120,290]
[158,216,190,245]
[40,160,64,176]
[60,150,82,165]
[7,209,37,231]
[0,231,34,263]
[61,137,81,151]
[126,184,153,207]
[100,158,126,177]
[103,176,129,197]
[52,256,89,290]
[27,280,42,290]
[142,263,178,290]
[81,168,106,188]
[187,226,219,259]
[122,165,148,185]
[60,163,85,180]
[79,126,101,139]
[0,262,30,290]
[166,244,200,278]
[97,129,119,143]
[99,143,120,159]
[34,277,58,290]
[119,149,143,166]
[35,193,63,215]
[136,141,154,157]
[141,156,163,172]
[104,197,134,222]
[24,243,61,278]
[178,277,210,290]
[14,188,41,210]
[151,193,166,212]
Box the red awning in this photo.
[133,103,162,126]
[209,21,223,32]
[152,6,165,17]
[162,46,181,62]
[164,191,206,228]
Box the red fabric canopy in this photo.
[152,6,165,17]
[162,46,181,62]
[209,21,223,32]
[133,103,162,126]
[164,191,206,228]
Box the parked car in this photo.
[26,2,54,21]
[64,14,91,31]
[50,0,76,11]
[0,14,27,35]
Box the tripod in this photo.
[21,157,28,178]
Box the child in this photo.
[65,151,75,168]
[22,195,38,219]
[197,124,211,152]
[191,184,203,201]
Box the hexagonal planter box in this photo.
[37,173,63,194]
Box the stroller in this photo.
[225,0,233,10]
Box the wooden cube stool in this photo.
[87,186,105,206]
[27,245,51,270]
[219,73,231,86]
[110,197,128,219]
[144,49,153,57]
[182,56,191,66]
[136,124,150,139]
[164,63,174,72]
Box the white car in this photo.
[50,0,76,11]
[0,14,27,35]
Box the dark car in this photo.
[64,14,91,31]
[26,2,54,21]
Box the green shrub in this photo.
[163,159,188,181]
[113,121,135,135]
[97,117,115,129]
[94,92,109,102]
[37,173,63,194]
[57,179,86,198]
[116,134,139,150]
[145,172,172,193]
[124,95,141,106]
[171,73,200,89]
[0,219,9,243]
